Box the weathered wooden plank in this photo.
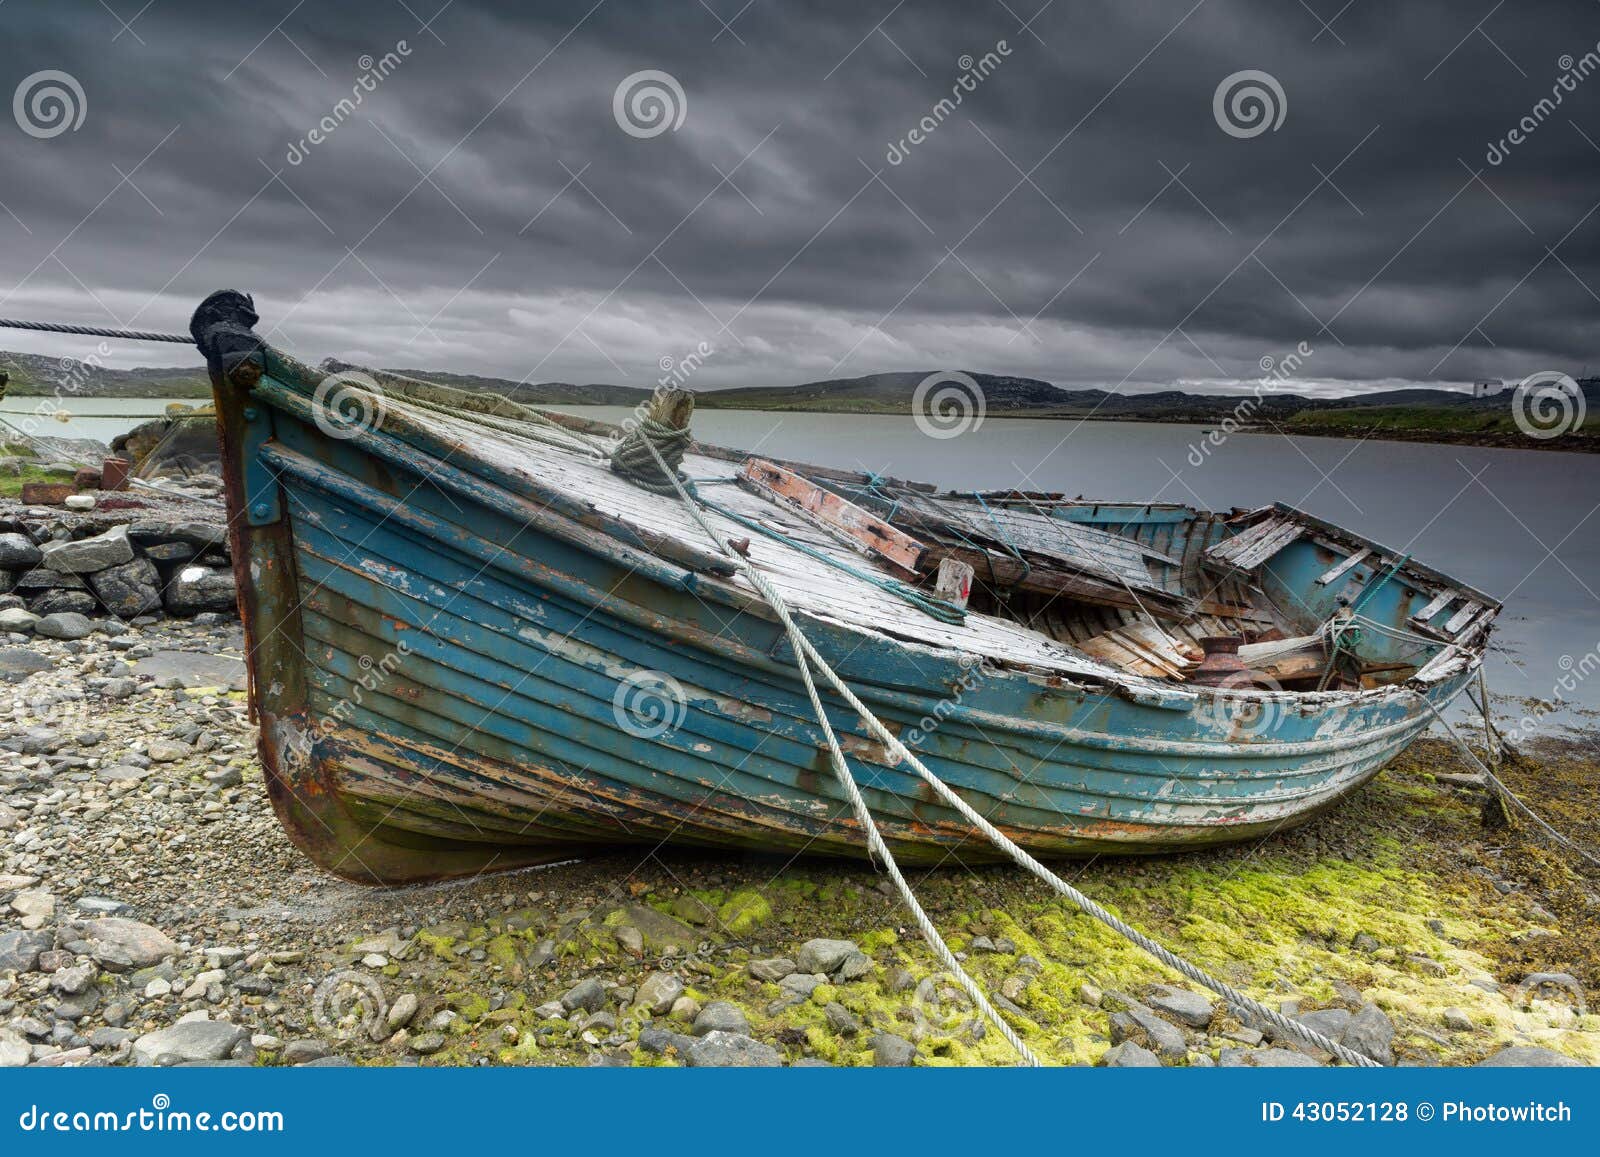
[738,457,926,578]
[1411,589,1456,625]
[1444,599,1483,634]
[1315,547,1372,586]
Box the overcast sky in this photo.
[1,0,1597,394]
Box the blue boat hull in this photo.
[205,342,1479,884]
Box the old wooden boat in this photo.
[193,291,1500,884]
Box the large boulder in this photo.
[164,565,236,615]
[87,557,163,618]
[73,917,179,972]
[28,590,96,616]
[132,1019,247,1066]
[0,532,42,570]
[39,525,134,574]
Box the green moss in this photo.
[718,890,772,936]
[414,930,459,963]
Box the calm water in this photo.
[559,407,1600,735]
[0,395,186,446]
[14,398,1596,732]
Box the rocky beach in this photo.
[0,496,1596,1069]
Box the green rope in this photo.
[609,416,695,493]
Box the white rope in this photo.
[639,437,1382,1068]
[1417,694,1600,869]
[638,440,1040,1064]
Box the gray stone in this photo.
[34,612,94,640]
[823,1002,860,1036]
[796,938,860,977]
[1231,1047,1323,1068]
[132,1020,247,1066]
[0,1028,30,1068]
[1343,1003,1395,1066]
[0,930,53,972]
[1292,1007,1352,1052]
[386,993,419,1031]
[132,650,246,690]
[634,972,685,1015]
[0,648,51,683]
[87,557,163,618]
[871,1032,917,1067]
[164,566,237,615]
[28,590,96,616]
[637,1026,695,1056]
[778,973,825,1000]
[51,963,96,995]
[1145,984,1216,1029]
[409,1032,446,1055]
[1442,1008,1474,1032]
[560,977,606,1013]
[0,532,42,570]
[1110,1002,1188,1061]
[1474,1046,1582,1067]
[76,917,179,972]
[749,957,796,983]
[40,526,134,574]
[281,1040,332,1064]
[684,1030,781,1067]
[1100,1040,1162,1067]
[74,896,133,918]
[692,1000,750,1037]
[0,607,38,633]
[14,567,86,591]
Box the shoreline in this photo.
[3,595,1595,1067]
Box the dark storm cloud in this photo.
[1,0,1597,392]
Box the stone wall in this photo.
[0,499,237,634]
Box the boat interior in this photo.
[312,364,1500,698]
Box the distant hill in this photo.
[3,346,1593,450]
[0,350,211,398]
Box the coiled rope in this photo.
[636,434,1384,1069]
[0,318,194,344]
